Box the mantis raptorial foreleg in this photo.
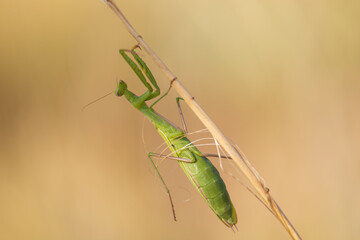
[119,46,172,109]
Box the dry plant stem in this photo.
[104,1,301,239]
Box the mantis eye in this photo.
[115,80,127,96]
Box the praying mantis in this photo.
[115,46,237,228]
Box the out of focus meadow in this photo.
[1,0,359,239]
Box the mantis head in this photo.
[115,80,127,96]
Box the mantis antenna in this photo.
[82,91,114,111]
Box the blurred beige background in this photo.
[1,0,359,239]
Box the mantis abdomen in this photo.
[176,139,237,227]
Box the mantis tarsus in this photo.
[115,46,237,228]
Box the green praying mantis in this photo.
[115,46,237,228]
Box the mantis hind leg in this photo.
[148,152,177,221]
[147,151,197,221]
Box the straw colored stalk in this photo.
[103,1,301,239]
